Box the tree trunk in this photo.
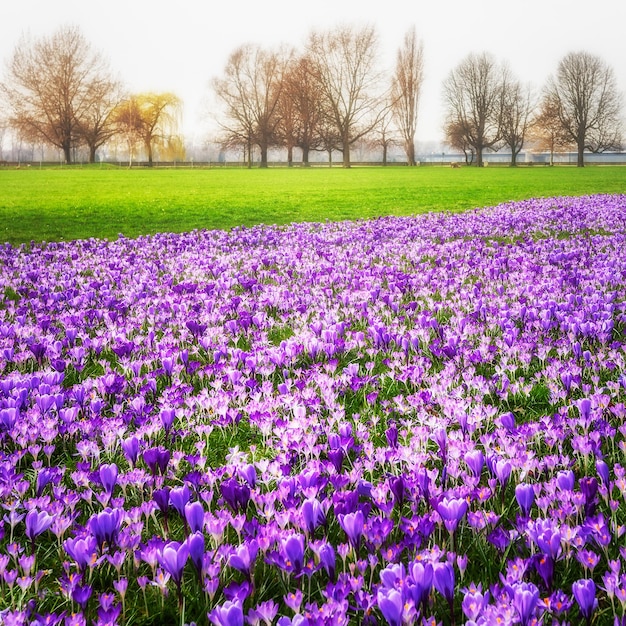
[302,145,310,166]
[89,145,97,164]
[406,140,416,166]
[259,143,268,168]
[342,146,351,168]
[382,144,388,166]
[62,142,72,164]
[510,150,517,166]
[476,148,483,167]
[287,145,293,167]
[577,138,585,167]
[146,140,153,166]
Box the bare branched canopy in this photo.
[443,52,507,167]
[2,25,120,163]
[213,44,288,168]
[544,51,622,166]
[500,76,534,166]
[530,94,574,165]
[306,24,383,167]
[391,27,424,166]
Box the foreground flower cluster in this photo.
[1,194,626,625]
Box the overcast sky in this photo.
[2,0,626,145]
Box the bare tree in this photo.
[369,105,398,165]
[390,27,425,166]
[306,24,384,168]
[2,25,118,163]
[443,52,506,167]
[113,93,182,165]
[444,119,475,164]
[213,44,287,168]
[530,93,573,165]
[77,77,122,163]
[277,55,326,166]
[500,76,534,166]
[544,51,622,167]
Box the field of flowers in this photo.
[1,194,626,625]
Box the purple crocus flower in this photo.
[98,463,118,494]
[377,587,403,626]
[25,509,53,541]
[184,500,205,533]
[142,446,170,476]
[121,436,139,466]
[71,584,92,610]
[338,509,364,550]
[187,531,205,577]
[407,561,433,610]
[580,476,599,515]
[169,484,190,518]
[514,483,535,517]
[512,582,539,626]
[229,539,259,579]
[282,533,305,576]
[318,541,336,582]
[572,578,597,624]
[160,408,176,432]
[301,497,326,535]
[64,535,98,571]
[464,449,484,479]
[208,600,244,626]
[556,470,575,491]
[220,477,250,513]
[433,561,455,603]
[158,541,189,586]
[596,459,610,486]
[88,508,121,549]
[436,496,468,533]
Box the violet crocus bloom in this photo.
[158,541,189,586]
[512,582,539,626]
[436,496,468,533]
[377,587,403,626]
[229,539,259,579]
[220,477,250,513]
[515,483,535,517]
[572,578,597,624]
[24,509,53,541]
[169,484,190,518]
[184,500,205,533]
[282,533,305,575]
[338,509,364,550]
[464,449,484,479]
[160,408,176,432]
[88,508,121,548]
[187,531,205,576]
[98,463,118,494]
[121,436,139,466]
[318,542,336,581]
[433,561,455,603]
[556,470,575,491]
[301,497,326,535]
[407,561,433,609]
[596,459,610,486]
[64,535,98,571]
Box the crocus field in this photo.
[2,194,626,626]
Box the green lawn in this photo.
[2,165,626,245]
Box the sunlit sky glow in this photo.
[2,0,626,145]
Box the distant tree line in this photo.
[0,24,623,167]
[0,26,184,165]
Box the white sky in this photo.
[2,0,626,145]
